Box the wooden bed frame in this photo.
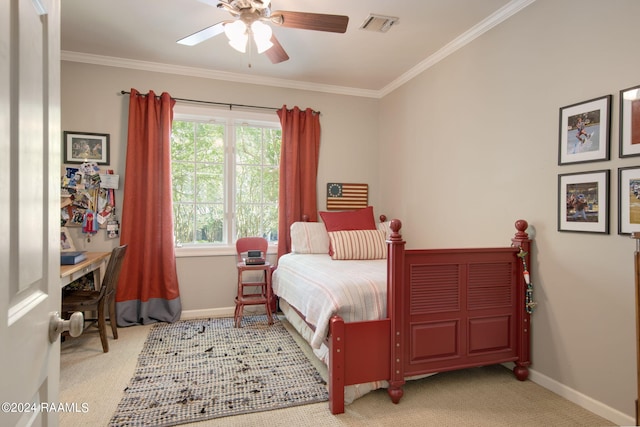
[325,218,532,414]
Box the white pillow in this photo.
[290,222,330,254]
[378,221,392,239]
[327,229,387,260]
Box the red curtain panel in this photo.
[276,105,321,259]
[116,88,182,325]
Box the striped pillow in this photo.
[328,229,387,260]
[290,222,330,254]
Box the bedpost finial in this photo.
[379,214,387,223]
[514,219,528,238]
[389,219,402,240]
[302,214,309,222]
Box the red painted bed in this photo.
[324,218,532,414]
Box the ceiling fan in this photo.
[177,0,349,64]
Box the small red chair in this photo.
[234,237,274,328]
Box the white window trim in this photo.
[173,104,278,127]
[175,243,278,258]
[172,104,280,257]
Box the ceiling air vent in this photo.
[359,14,399,33]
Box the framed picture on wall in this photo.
[63,131,110,165]
[619,84,640,158]
[60,227,76,251]
[618,166,640,234]
[558,169,609,234]
[558,95,611,165]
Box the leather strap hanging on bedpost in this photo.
[511,219,536,315]
[510,219,532,381]
[517,247,536,314]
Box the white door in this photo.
[0,1,62,426]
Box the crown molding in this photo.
[60,50,381,99]
[379,0,536,97]
[61,0,535,100]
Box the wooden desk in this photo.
[60,252,110,289]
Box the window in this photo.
[170,106,281,247]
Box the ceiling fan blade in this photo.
[195,0,220,6]
[177,21,227,46]
[270,11,349,33]
[264,34,289,64]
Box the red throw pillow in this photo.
[319,206,376,231]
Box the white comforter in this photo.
[272,253,387,349]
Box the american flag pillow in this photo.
[327,229,387,260]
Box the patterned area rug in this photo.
[109,316,328,427]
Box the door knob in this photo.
[49,311,84,343]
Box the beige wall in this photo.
[61,0,639,422]
[61,62,379,313]
[379,0,639,421]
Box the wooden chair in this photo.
[62,244,128,352]
[234,237,273,328]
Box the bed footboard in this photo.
[399,220,532,381]
[326,219,532,415]
[327,219,407,414]
[328,316,395,414]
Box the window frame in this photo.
[171,104,280,257]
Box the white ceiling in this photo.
[61,0,534,97]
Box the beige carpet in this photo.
[60,317,615,427]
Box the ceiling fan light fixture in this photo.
[254,36,273,54]
[178,3,349,64]
[224,20,248,52]
[251,21,273,53]
[228,35,248,53]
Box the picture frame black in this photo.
[63,131,110,165]
[558,95,611,165]
[619,84,640,158]
[618,166,640,235]
[558,169,609,234]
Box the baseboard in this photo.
[503,363,633,426]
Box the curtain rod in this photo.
[119,90,320,114]
[119,90,279,112]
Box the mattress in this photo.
[272,253,387,349]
